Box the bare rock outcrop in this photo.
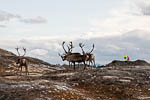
[105,60,150,67]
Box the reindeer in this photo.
[59,41,80,67]
[59,52,89,70]
[79,43,96,67]
[59,41,89,70]
[15,47,29,75]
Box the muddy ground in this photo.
[0,60,150,100]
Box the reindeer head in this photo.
[58,53,66,61]
[16,58,21,64]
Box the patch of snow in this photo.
[40,64,65,71]
[33,79,50,85]
[54,85,73,91]
[38,85,54,89]
[11,84,33,89]
[123,77,134,80]
[119,79,131,83]
[29,73,43,77]
[103,76,119,80]
[30,63,65,71]
[57,72,75,77]
[137,96,150,100]
[47,66,65,71]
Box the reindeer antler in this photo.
[15,46,20,56]
[79,43,85,54]
[67,41,74,52]
[58,53,62,57]
[22,47,26,57]
[89,44,95,53]
[62,41,67,53]
[69,41,74,49]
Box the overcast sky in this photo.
[1,0,150,65]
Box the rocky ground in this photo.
[0,49,150,100]
[1,61,150,100]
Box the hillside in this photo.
[0,48,53,67]
[0,48,150,100]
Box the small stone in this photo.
[34,98,45,100]
[45,97,52,100]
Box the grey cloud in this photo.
[1,30,150,65]
[0,10,20,22]
[0,10,47,24]
[141,7,150,15]
[0,25,6,28]
[134,1,150,16]
[88,30,150,64]
[27,31,150,64]
[20,16,47,24]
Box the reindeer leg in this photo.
[78,63,80,69]
[18,66,21,75]
[16,66,19,75]
[25,66,27,75]
[69,62,70,67]
[27,66,29,75]
[83,62,86,70]
[20,66,22,75]
[25,66,28,75]
[89,61,91,67]
[93,60,96,67]
[73,62,75,71]
[70,62,72,67]
[91,61,94,67]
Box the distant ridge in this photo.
[106,60,150,67]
